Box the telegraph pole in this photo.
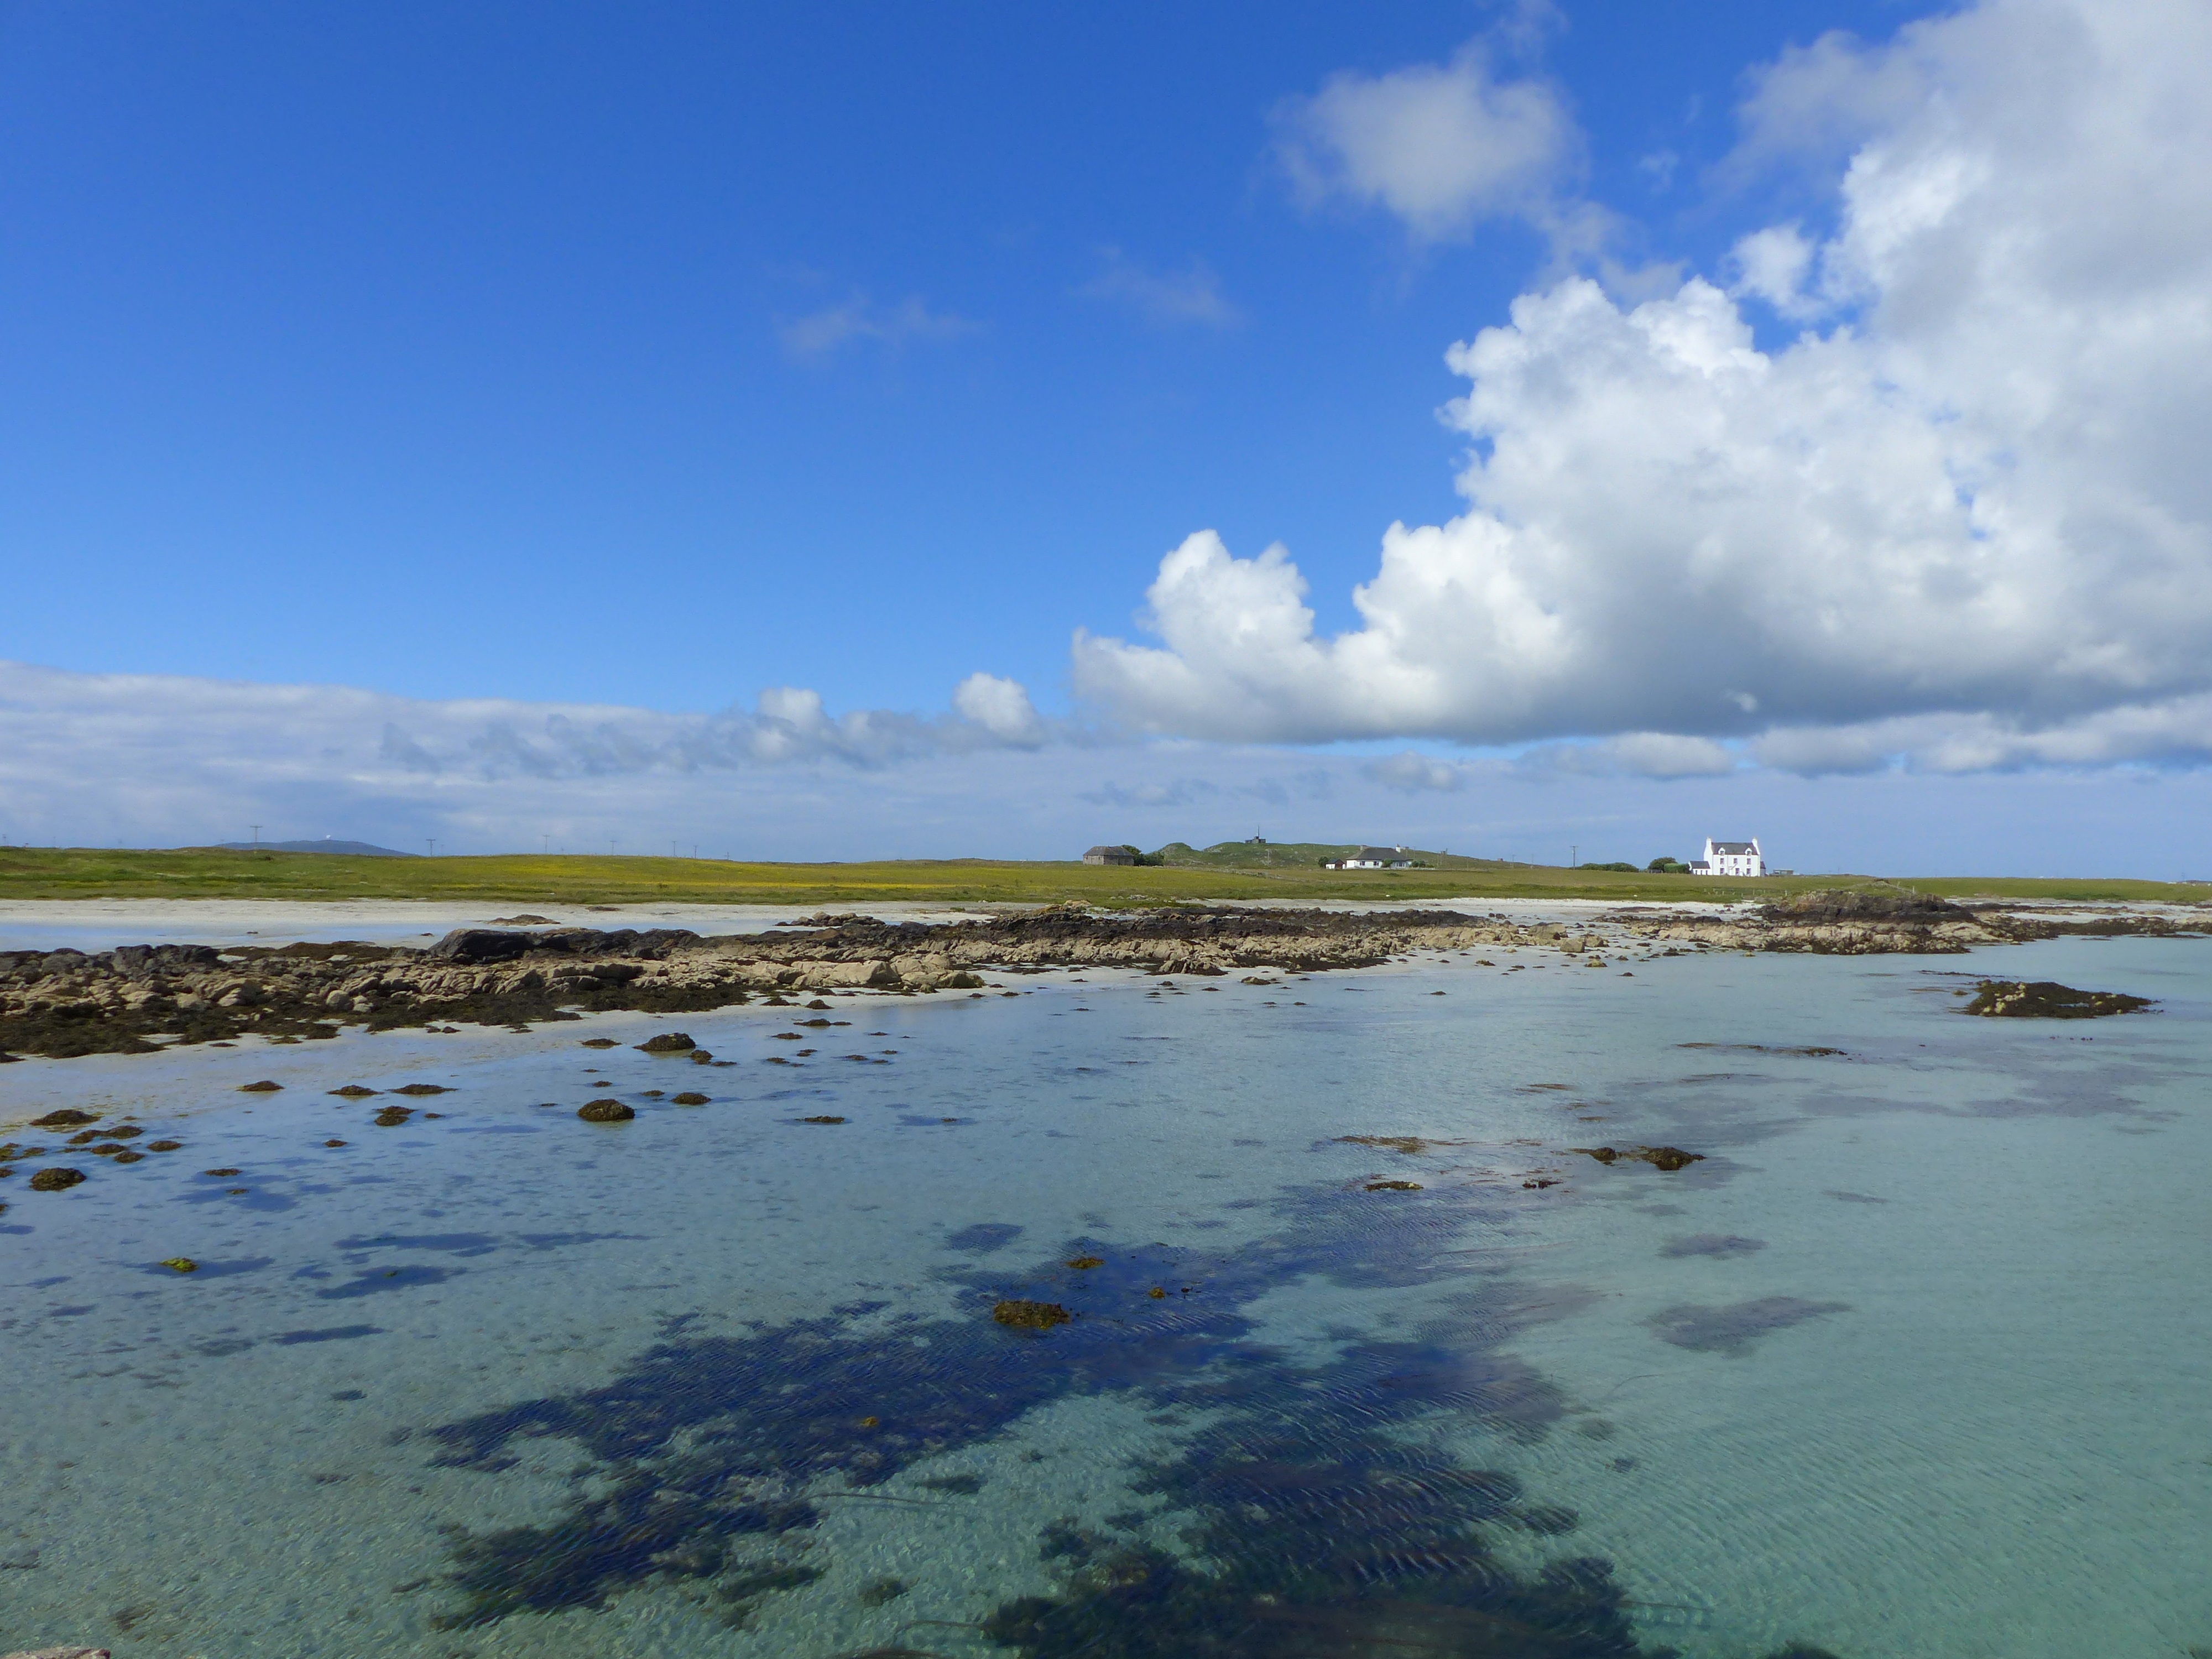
[250,825,261,847]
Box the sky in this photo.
[5,0,2211,875]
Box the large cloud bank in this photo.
[1076,0,2212,774]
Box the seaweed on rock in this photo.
[1963,980,2152,1019]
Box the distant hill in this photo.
[210,839,418,858]
[1150,841,1528,871]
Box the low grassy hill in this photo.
[1150,840,1517,872]
[0,844,2200,909]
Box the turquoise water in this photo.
[2,935,2208,1656]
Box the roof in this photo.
[1084,844,1133,856]
[1355,846,1406,859]
[1709,841,1759,855]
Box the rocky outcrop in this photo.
[1963,980,2154,1018]
[0,896,2194,1060]
[0,907,1521,1059]
[1614,888,2199,956]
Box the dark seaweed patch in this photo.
[315,1265,458,1299]
[1644,1298,1850,1355]
[946,1223,1025,1254]
[273,1324,385,1344]
[337,1232,501,1256]
[1657,1235,1766,1260]
[973,1363,1637,1658]
[418,1186,1593,1634]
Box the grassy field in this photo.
[0,844,2203,908]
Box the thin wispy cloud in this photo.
[778,291,980,358]
[1078,249,1243,329]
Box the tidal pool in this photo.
[2,933,2208,1657]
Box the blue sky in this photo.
[7,1,2212,874]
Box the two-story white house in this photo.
[1690,837,1764,878]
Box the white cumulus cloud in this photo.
[951,673,1047,745]
[1274,38,1585,247]
[1078,0,2212,778]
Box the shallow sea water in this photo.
[3,934,2209,1657]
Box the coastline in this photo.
[1,891,2198,1063]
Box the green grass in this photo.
[1,843,2202,908]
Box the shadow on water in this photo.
[419,1184,1841,1656]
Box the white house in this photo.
[1324,844,1417,870]
[1691,837,1764,878]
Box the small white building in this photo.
[1691,837,1764,878]
[1324,844,1417,870]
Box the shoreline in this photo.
[2,892,2198,1062]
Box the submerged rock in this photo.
[671,1092,709,1105]
[28,1167,86,1191]
[391,1083,453,1095]
[800,1114,848,1125]
[1364,1180,1423,1192]
[577,1099,634,1123]
[160,1256,199,1273]
[1646,1296,1850,1355]
[1662,1234,1767,1258]
[328,1084,379,1097]
[638,1031,697,1052]
[1335,1135,1447,1155]
[1573,1145,1705,1171]
[993,1299,1072,1329]
[372,1107,415,1127]
[1964,980,2153,1018]
[30,1109,97,1128]
[238,1079,283,1092]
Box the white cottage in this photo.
[1324,845,1417,870]
[1691,837,1764,878]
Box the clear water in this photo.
[3,936,2209,1657]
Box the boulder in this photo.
[577,1099,634,1122]
[425,928,538,963]
[1964,980,2152,1019]
[992,1299,1071,1329]
[1760,888,1962,925]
